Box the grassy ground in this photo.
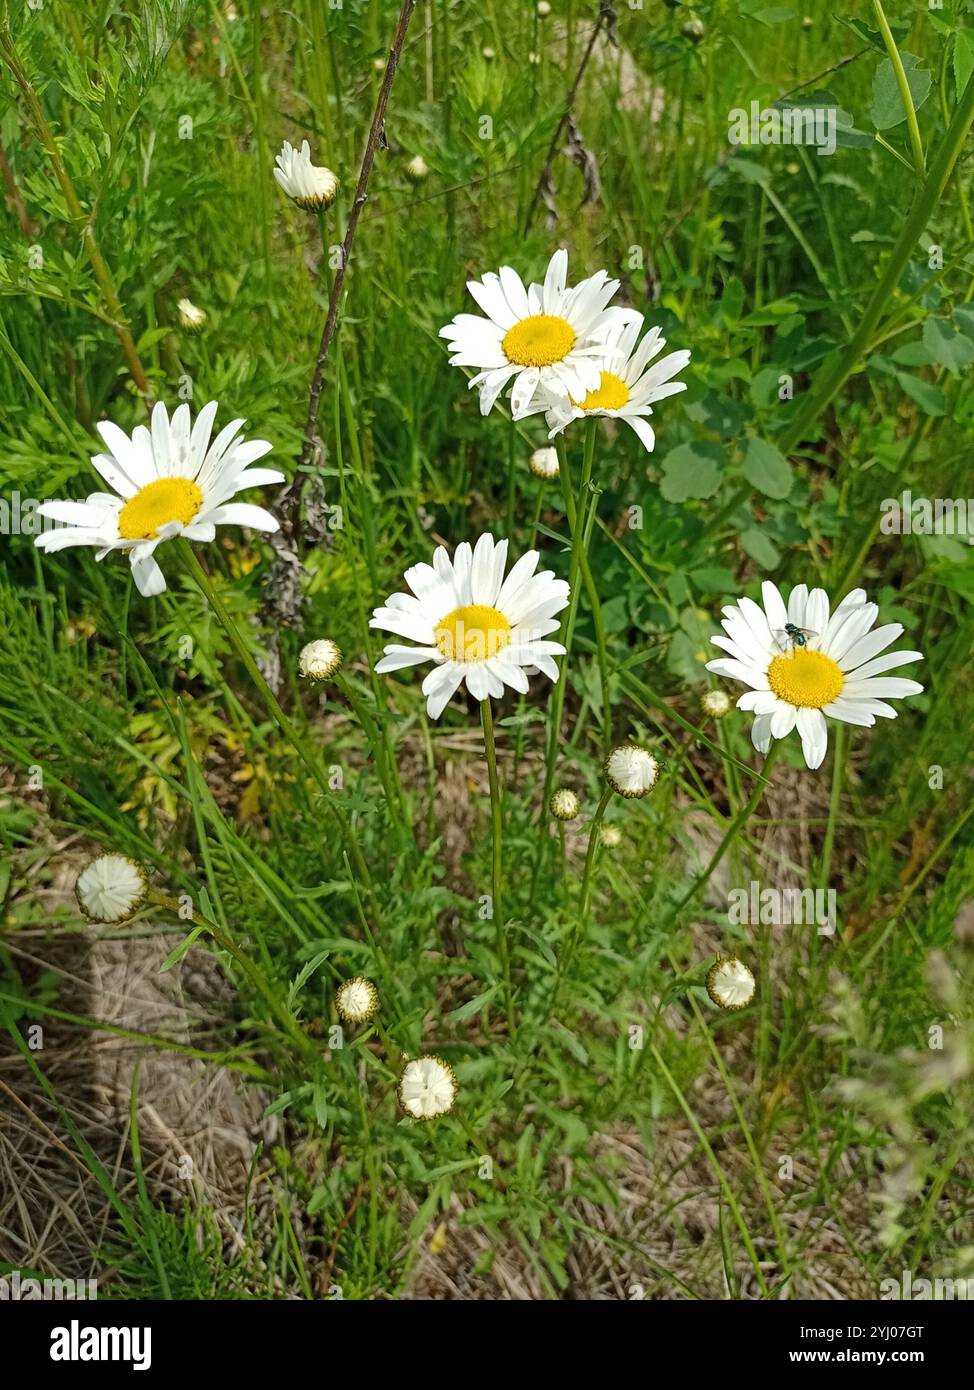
[1,0,973,1300]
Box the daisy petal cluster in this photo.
[273,139,339,211]
[526,315,691,454]
[707,581,924,770]
[35,401,284,597]
[440,248,627,418]
[370,533,570,719]
[440,249,690,446]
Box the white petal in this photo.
[796,707,828,769]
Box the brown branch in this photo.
[0,139,34,237]
[523,4,608,236]
[294,0,418,486]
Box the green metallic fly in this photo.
[774,622,819,651]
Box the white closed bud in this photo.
[605,744,659,798]
[549,788,580,821]
[273,140,339,211]
[702,689,731,717]
[299,638,343,681]
[177,298,207,331]
[529,447,559,479]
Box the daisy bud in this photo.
[549,788,580,822]
[399,1056,457,1120]
[682,18,705,42]
[600,824,623,849]
[336,977,379,1024]
[372,56,386,72]
[405,154,429,182]
[298,638,343,682]
[702,689,731,718]
[528,51,540,65]
[177,298,206,331]
[537,1,551,15]
[273,139,339,212]
[76,854,148,924]
[605,744,659,799]
[482,46,496,60]
[529,447,559,480]
[802,15,813,28]
[707,956,755,1011]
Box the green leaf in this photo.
[871,53,931,131]
[447,986,499,1022]
[895,370,947,416]
[159,925,206,972]
[922,317,974,375]
[740,526,781,568]
[741,437,793,499]
[720,276,745,323]
[841,17,909,51]
[954,29,974,101]
[659,441,723,502]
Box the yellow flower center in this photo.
[572,370,630,411]
[118,477,203,541]
[767,648,844,708]
[435,604,511,663]
[502,314,576,368]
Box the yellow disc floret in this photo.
[572,370,630,412]
[435,604,511,662]
[118,478,203,541]
[767,648,844,708]
[502,314,576,368]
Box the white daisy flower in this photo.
[177,298,206,330]
[529,446,559,480]
[538,315,690,453]
[702,689,731,718]
[605,744,660,798]
[35,401,284,598]
[336,977,379,1024]
[299,638,343,681]
[549,788,581,821]
[273,139,339,211]
[370,533,570,720]
[439,248,627,419]
[706,581,924,771]
[707,956,755,1011]
[76,854,148,924]
[399,1056,457,1119]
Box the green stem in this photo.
[669,743,782,922]
[779,67,974,453]
[872,0,925,177]
[481,699,515,1035]
[177,542,380,920]
[547,785,612,1022]
[818,721,846,894]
